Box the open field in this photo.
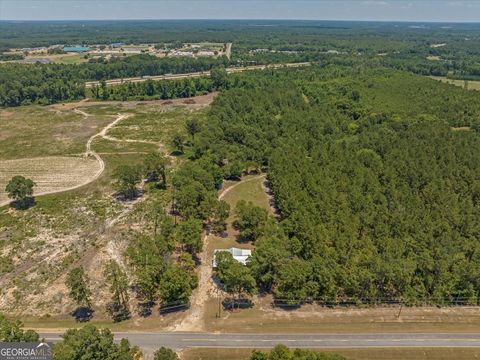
[107,106,207,151]
[0,156,102,206]
[29,53,88,64]
[0,106,112,159]
[181,347,480,360]
[430,76,480,90]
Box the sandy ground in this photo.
[0,102,174,315]
[0,156,102,206]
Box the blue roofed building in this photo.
[63,46,90,53]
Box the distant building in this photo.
[64,46,90,53]
[212,248,252,268]
[21,58,54,64]
[197,50,216,57]
[170,50,194,57]
[123,47,145,54]
[111,42,125,48]
[21,47,48,54]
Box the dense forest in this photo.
[0,56,228,106]
[176,65,480,305]
[1,20,480,107]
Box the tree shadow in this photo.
[9,197,36,210]
[113,189,144,202]
[222,298,253,311]
[137,301,155,317]
[106,302,131,323]
[170,150,183,157]
[71,307,94,322]
[159,301,189,315]
[272,299,302,311]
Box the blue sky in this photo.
[1,0,479,22]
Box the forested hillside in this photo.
[188,66,480,304]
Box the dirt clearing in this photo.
[0,156,102,206]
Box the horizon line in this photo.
[1,18,480,24]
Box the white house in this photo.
[212,248,252,268]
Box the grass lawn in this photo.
[181,348,480,360]
[204,291,480,333]
[203,175,271,273]
[221,175,272,215]
[44,53,88,64]
[429,76,480,91]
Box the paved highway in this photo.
[40,332,480,350]
[85,62,311,88]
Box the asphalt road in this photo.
[85,62,311,88]
[40,332,480,350]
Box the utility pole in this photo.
[217,288,222,318]
[397,304,403,319]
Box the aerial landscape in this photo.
[0,0,480,359]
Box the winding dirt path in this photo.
[0,112,127,208]
[171,174,266,332]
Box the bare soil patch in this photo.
[0,157,102,206]
[51,92,218,111]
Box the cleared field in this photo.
[31,53,88,64]
[0,96,213,316]
[430,76,480,90]
[0,106,112,160]
[181,347,480,360]
[0,156,102,206]
[107,106,207,149]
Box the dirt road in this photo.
[0,112,126,208]
[172,175,266,332]
[225,42,232,59]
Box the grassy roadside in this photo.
[180,347,480,360]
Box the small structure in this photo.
[212,248,252,268]
[123,47,145,54]
[64,46,90,53]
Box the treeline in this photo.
[184,65,480,305]
[89,66,229,101]
[0,53,23,61]
[90,76,213,101]
[0,55,229,107]
[251,345,346,360]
